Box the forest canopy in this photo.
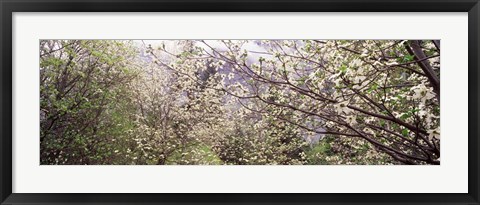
[40,40,440,165]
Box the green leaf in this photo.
[339,65,348,73]
[400,113,411,120]
[404,55,414,62]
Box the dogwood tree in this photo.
[40,40,139,164]
[152,40,440,165]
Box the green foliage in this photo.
[305,135,396,165]
[398,54,415,63]
[305,137,334,165]
[213,117,308,165]
[166,143,223,165]
[40,40,138,164]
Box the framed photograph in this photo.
[1,0,479,204]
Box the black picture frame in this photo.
[1,0,479,204]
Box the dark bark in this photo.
[405,40,440,103]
